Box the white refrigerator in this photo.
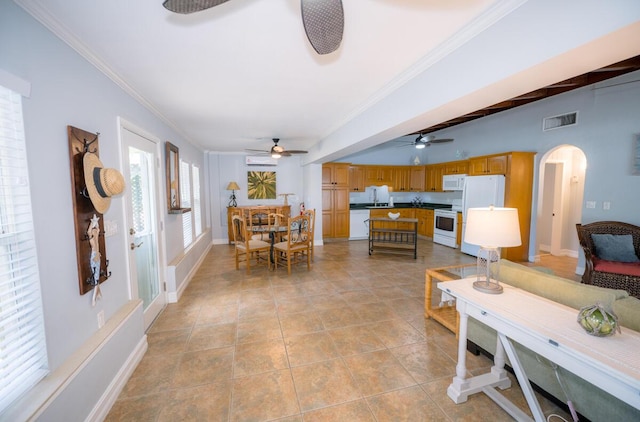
[461,175,505,256]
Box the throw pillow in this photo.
[591,234,640,263]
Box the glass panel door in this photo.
[121,125,165,329]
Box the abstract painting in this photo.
[247,171,276,199]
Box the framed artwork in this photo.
[247,171,276,199]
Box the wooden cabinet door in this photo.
[487,155,508,175]
[364,166,380,186]
[393,167,410,191]
[322,165,333,185]
[415,209,426,236]
[349,165,365,192]
[468,155,507,175]
[426,165,444,192]
[333,164,350,186]
[409,166,425,191]
[322,163,350,186]
[378,166,394,186]
[444,160,469,175]
[425,209,434,237]
[456,211,463,247]
[468,157,487,175]
[322,186,349,238]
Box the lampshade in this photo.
[226,181,240,191]
[464,207,521,248]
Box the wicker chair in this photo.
[576,221,640,298]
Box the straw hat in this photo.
[83,152,125,214]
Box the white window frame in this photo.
[0,84,48,413]
[179,159,192,248]
[192,165,202,237]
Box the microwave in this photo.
[442,174,466,191]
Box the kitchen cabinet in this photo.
[425,164,445,192]
[322,162,350,186]
[443,160,469,175]
[409,166,426,191]
[415,208,434,237]
[349,165,365,192]
[322,163,350,238]
[468,154,508,175]
[364,165,394,186]
[392,167,410,192]
[502,152,535,262]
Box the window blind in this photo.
[192,165,202,237]
[0,85,48,413]
[180,160,192,248]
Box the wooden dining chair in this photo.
[232,215,270,274]
[248,209,275,242]
[273,214,311,275]
[303,208,316,261]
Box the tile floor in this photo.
[106,239,575,421]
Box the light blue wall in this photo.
[208,153,308,243]
[343,70,640,263]
[0,2,206,416]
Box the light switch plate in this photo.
[603,201,611,210]
[586,201,596,209]
[104,220,117,237]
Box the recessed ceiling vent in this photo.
[543,112,578,131]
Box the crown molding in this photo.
[13,0,202,149]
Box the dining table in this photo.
[250,225,288,270]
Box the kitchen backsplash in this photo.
[349,185,462,205]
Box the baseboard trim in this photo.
[85,335,148,422]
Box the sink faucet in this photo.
[373,188,378,206]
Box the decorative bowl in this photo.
[388,212,400,220]
[577,303,620,337]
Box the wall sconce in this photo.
[464,206,521,294]
[226,181,240,207]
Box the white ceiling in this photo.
[15,0,640,161]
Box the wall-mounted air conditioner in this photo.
[245,155,278,166]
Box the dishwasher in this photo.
[349,209,370,240]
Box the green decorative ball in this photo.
[577,303,620,337]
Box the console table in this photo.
[368,217,418,259]
[439,277,640,422]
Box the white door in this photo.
[120,123,165,329]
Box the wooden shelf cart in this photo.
[368,217,418,259]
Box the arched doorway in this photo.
[535,145,586,263]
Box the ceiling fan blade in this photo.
[245,148,269,154]
[162,0,231,14]
[429,138,454,144]
[284,150,308,154]
[301,0,344,55]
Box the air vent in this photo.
[543,112,578,131]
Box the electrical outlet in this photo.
[586,201,596,209]
[603,201,611,210]
[97,310,105,328]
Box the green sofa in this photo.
[467,259,640,422]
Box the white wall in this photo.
[0,2,206,418]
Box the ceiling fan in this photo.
[406,134,454,149]
[162,0,344,55]
[246,138,309,158]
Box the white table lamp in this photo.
[464,206,521,294]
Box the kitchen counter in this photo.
[350,202,452,210]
